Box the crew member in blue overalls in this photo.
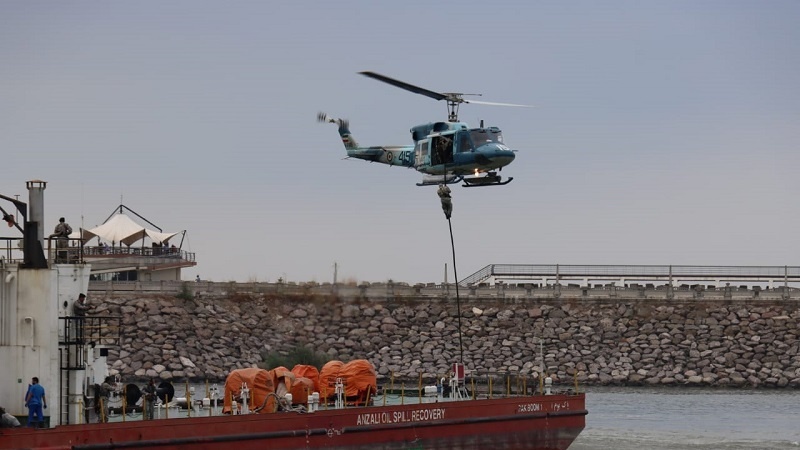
[24,377,47,428]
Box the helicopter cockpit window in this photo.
[470,129,504,146]
[456,131,474,153]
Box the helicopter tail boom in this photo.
[319,112,414,167]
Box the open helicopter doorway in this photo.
[431,134,454,166]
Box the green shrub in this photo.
[259,345,332,370]
[176,282,194,300]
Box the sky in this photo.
[2,1,800,284]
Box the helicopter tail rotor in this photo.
[316,111,331,123]
[317,112,349,129]
[318,112,359,149]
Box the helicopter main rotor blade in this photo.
[359,71,448,102]
[466,99,533,108]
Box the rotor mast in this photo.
[441,94,470,122]
[446,97,460,122]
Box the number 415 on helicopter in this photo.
[319,71,530,187]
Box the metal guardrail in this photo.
[1,237,87,264]
[0,238,195,266]
[0,237,20,262]
[83,245,195,262]
[88,279,800,302]
[459,264,800,286]
[60,315,122,347]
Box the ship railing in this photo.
[0,237,23,263]
[46,237,86,264]
[60,315,122,347]
[379,369,583,405]
[0,236,86,264]
[466,372,576,398]
[316,379,377,409]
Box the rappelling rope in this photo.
[437,185,465,366]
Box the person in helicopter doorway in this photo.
[142,379,157,420]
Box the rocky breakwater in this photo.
[92,292,800,387]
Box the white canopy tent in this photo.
[145,228,179,245]
[75,213,180,247]
[68,228,95,241]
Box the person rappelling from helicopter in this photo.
[438,184,452,219]
[319,71,528,187]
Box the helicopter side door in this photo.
[415,140,430,167]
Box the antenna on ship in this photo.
[437,185,465,366]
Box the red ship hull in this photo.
[1,394,585,450]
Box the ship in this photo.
[0,181,586,450]
[0,392,585,449]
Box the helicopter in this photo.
[319,71,529,187]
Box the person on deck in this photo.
[72,293,90,342]
[50,217,72,263]
[24,377,47,428]
[73,293,89,316]
[0,406,21,428]
[142,379,157,420]
[98,377,115,423]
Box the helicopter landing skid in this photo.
[416,176,463,187]
[462,173,513,187]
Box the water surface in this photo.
[570,387,800,450]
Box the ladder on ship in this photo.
[57,315,121,425]
[59,317,88,425]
